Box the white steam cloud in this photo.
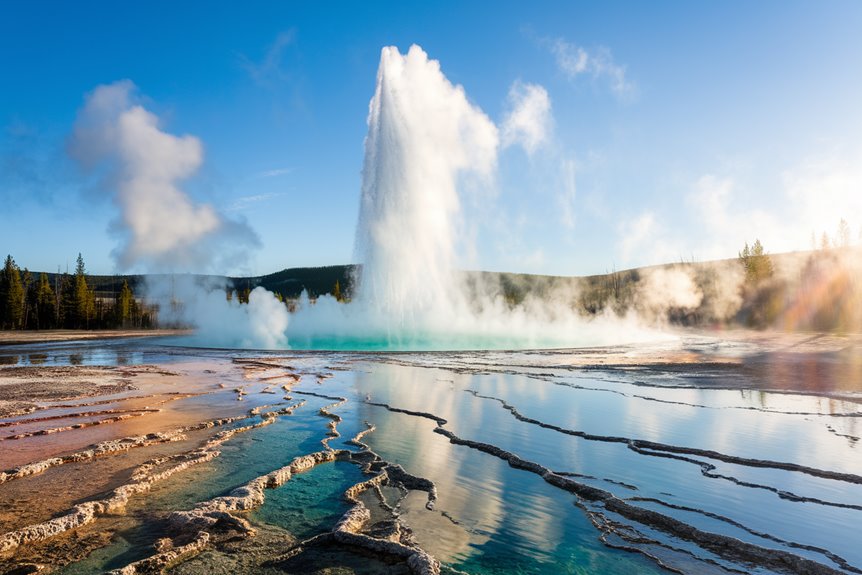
[69,81,287,349]
[501,81,552,155]
[69,80,259,271]
[637,267,703,320]
[147,278,288,349]
[548,38,633,98]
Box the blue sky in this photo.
[2,1,862,276]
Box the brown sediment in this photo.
[0,364,188,420]
[0,430,185,485]
[0,377,136,417]
[0,402,305,556]
[0,411,151,441]
[0,393,196,456]
[367,400,849,575]
[0,449,219,555]
[0,406,177,429]
[0,401,299,488]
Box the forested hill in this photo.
[46,266,356,301]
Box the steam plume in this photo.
[69,81,287,349]
[69,80,258,272]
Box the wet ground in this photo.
[0,331,859,574]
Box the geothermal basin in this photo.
[0,332,859,575]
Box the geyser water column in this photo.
[287,44,670,350]
[353,45,499,332]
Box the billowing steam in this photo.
[637,267,703,319]
[69,81,288,348]
[69,81,258,271]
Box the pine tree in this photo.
[837,218,851,248]
[738,239,773,286]
[21,269,33,329]
[333,280,343,302]
[73,254,94,328]
[59,273,76,328]
[116,280,133,327]
[35,273,56,329]
[1,255,25,330]
[0,258,6,328]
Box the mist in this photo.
[69,81,289,348]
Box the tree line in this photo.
[0,253,152,330]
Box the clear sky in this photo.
[2,1,862,277]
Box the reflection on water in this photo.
[346,365,667,574]
[341,357,862,574]
[5,337,862,574]
[0,339,188,367]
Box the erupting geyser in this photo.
[354,45,498,326]
[285,45,664,350]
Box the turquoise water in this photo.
[253,460,368,540]
[283,332,588,352]
[58,396,334,573]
